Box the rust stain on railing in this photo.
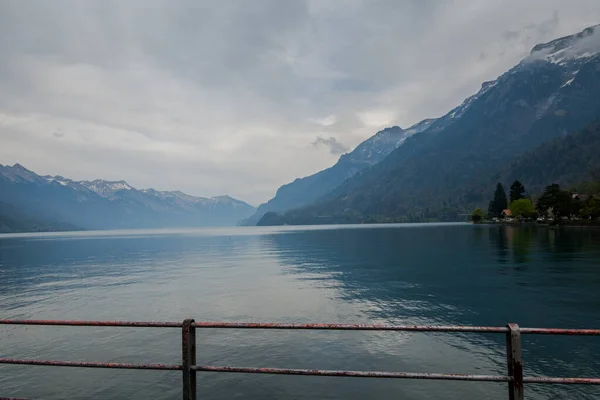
[1,319,599,400]
[0,319,181,328]
[519,327,600,335]
[0,358,181,370]
[192,322,511,332]
[193,365,511,381]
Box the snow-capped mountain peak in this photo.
[0,164,256,228]
[344,126,412,165]
[209,195,252,208]
[529,24,600,66]
[46,175,71,186]
[139,190,252,209]
[80,179,133,199]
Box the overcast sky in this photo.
[1,1,599,205]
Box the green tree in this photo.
[535,184,573,219]
[488,183,508,218]
[471,208,484,223]
[580,197,600,219]
[509,198,536,218]
[536,184,560,217]
[509,180,526,203]
[555,190,573,219]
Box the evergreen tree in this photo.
[509,180,526,203]
[488,183,508,218]
[536,184,561,217]
[555,190,573,219]
[535,184,573,219]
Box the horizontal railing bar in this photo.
[2,358,599,386]
[519,328,600,336]
[0,397,30,400]
[193,365,510,381]
[0,358,181,370]
[1,320,599,335]
[0,320,182,328]
[192,322,510,332]
[523,377,600,385]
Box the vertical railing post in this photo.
[182,319,197,400]
[506,323,524,400]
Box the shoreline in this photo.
[476,220,600,228]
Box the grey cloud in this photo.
[501,10,560,45]
[536,10,560,38]
[53,131,65,138]
[0,1,599,204]
[528,23,600,61]
[312,136,350,155]
[502,30,520,41]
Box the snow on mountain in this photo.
[42,175,94,193]
[447,80,499,121]
[343,121,434,166]
[529,24,600,66]
[35,172,253,209]
[244,116,443,225]
[421,25,600,134]
[79,179,134,199]
[344,126,404,164]
[0,164,255,228]
[209,195,253,209]
[403,118,436,135]
[46,176,70,186]
[267,24,600,226]
[139,189,252,210]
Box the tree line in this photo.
[471,180,600,223]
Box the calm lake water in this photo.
[1,223,600,399]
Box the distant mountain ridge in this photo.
[0,164,255,231]
[42,173,248,209]
[243,118,435,225]
[263,24,600,225]
[0,200,81,233]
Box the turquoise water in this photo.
[0,224,599,399]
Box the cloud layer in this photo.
[312,136,350,155]
[1,1,599,204]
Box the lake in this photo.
[1,223,600,399]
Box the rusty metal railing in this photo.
[1,320,600,400]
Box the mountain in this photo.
[500,120,600,194]
[0,164,255,231]
[243,119,435,225]
[266,24,600,225]
[79,179,135,199]
[0,200,81,233]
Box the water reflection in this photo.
[0,225,599,399]
[261,225,600,399]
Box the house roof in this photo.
[502,209,512,216]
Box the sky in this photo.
[1,1,600,205]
